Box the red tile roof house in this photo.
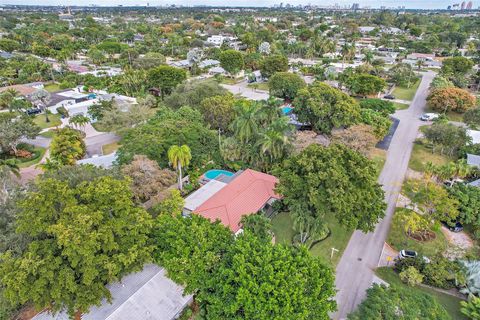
[184,169,281,234]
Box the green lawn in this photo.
[91,122,109,132]
[369,148,387,174]
[247,82,269,91]
[39,129,57,138]
[33,113,62,129]
[408,142,454,172]
[393,101,410,110]
[221,78,242,85]
[376,267,467,320]
[424,107,464,123]
[271,212,353,268]
[387,208,448,258]
[102,142,120,155]
[392,78,421,101]
[44,83,61,93]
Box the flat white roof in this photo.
[33,264,192,320]
[184,179,227,212]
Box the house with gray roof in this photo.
[32,264,192,320]
[467,154,480,168]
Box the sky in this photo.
[0,0,471,9]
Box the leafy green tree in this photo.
[275,144,386,232]
[389,63,417,88]
[359,98,396,116]
[0,113,40,156]
[219,50,244,76]
[164,79,228,109]
[268,72,306,100]
[88,99,114,121]
[239,213,273,243]
[167,145,192,192]
[116,107,218,169]
[0,159,20,204]
[259,54,289,79]
[404,179,459,223]
[430,75,454,90]
[148,65,187,99]
[461,296,480,319]
[199,94,236,131]
[441,56,474,76]
[348,284,450,320]
[0,38,20,52]
[345,73,386,97]
[464,108,480,129]
[133,52,166,69]
[199,231,336,320]
[0,176,152,318]
[449,183,480,238]
[400,266,424,287]
[152,214,234,294]
[293,82,361,134]
[49,127,86,167]
[424,123,470,156]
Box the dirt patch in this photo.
[407,230,436,242]
[406,168,424,180]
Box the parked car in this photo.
[442,221,464,232]
[398,249,417,259]
[420,113,439,121]
[25,108,42,116]
[384,94,395,100]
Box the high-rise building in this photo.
[351,3,360,9]
[447,5,452,9]
[466,1,473,9]
[461,1,466,9]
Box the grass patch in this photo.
[102,142,119,155]
[408,141,454,172]
[376,267,467,320]
[369,148,387,174]
[387,208,448,257]
[392,78,421,101]
[271,212,353,268]
[247,82,269,91]
[393,101,410,110]
[33,113,62,129]
[91,122,109,133]
[39,130,57,138]
[424,107,464,123]
[221,78,242,85]
[44,83,61,93]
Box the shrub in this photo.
[400,266,424,286]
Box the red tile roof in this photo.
[194,169,281,233]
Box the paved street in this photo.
[333,71,436,319]
[221,80,269,100]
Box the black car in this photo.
[25,108,42,115]
[384,94,395,100]
[442,221,464,233]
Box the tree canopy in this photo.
[268,72,306,100]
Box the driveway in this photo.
[333,71,436,319]
[85,133,120,156]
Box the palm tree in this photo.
[341,43,355,67]
[31,89,52,123]
[0,159,20,204]
[231,101,260,143]
[168,145,192,192]
[70,114,90,132]
[415,60,425,71]
[362,49,374,66]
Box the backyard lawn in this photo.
[392,78,421,101]
[33,113,62,129]
[271,212,353,268]
[376,267,467,320]
[387,208,448,258]
[409,142,454,172]
[44,83,61,93]
[247,82,269,91]
[102,142,120,155]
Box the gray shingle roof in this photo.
[467,154,480,168]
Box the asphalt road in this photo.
[333,71,436,319]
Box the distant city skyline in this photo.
[0,0,476,10]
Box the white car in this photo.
[420,113,439,121]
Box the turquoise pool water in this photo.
[205,169,234,180]
[281,106,293,115]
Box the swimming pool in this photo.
[204,169,234,180]
[281,106,293,115]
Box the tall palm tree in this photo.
[341,43,355,67]
[362,49,374,66]
[231,101,260,143]
[168,145,192,192]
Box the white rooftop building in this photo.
[32,264,192,320]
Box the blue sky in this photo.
[0,0,466,9]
